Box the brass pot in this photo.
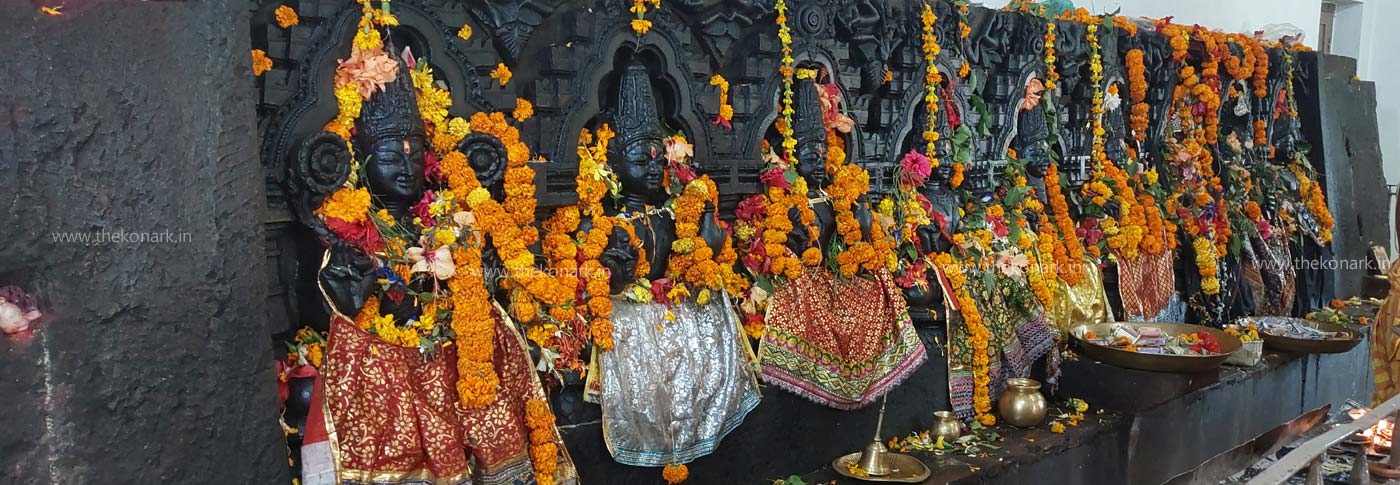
[998,378,1047,427]
[930,411,963,441]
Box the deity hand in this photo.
[699,201,727,254]
[481,234,504,296]
[320,242,377,318]
[916,223,953,255]
[599,223,640,295]
[854,196,875,242]
[901,275,942,309]
[786,206,812,257]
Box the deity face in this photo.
[795,139,829,189]
[1022,141,1051,177]
[365,136,427,205]
[614,138,666,197]
[929,161,954,186]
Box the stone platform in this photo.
[796,322,1373,485]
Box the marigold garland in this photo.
[709,74,733,128]
[1044,163,1085,284]
[1126,49,1149,144]
[920,2,943,161]
[1043,21,1059,91]
[776,0,797,161]
[932,253,994,426]
[525,399,559,485]
[631,0,661,35]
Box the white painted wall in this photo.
[975,0,1321,43]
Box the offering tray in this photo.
[832,452,931,483]
[1241,317,1363,354]
[1070,322,1240,373]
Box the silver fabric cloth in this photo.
[599,293,760,467]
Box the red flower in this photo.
[900,150,932,188]
[424,151,442,184]
[671,161,698,186]
[986,214,1009,238]
[760,168,791,190]
[712,114,732,129]
[650,278,674,306]
[326,217,385,253]
[412,190,435,227]
[1191,331,1221,354]
[736,195,767,222]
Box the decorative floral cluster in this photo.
[630,0,661,35]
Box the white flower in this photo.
[407,246,456,280]
[994,251,1029,277]
[1103,90,1122,112]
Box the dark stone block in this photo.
[1296,53,1388,301]
[0,2,286,483]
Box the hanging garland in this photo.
[932,253,994,426]
[921,2,943,160]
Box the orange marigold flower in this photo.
[514,98,535,122]
[251,49,273,76]
[662,464,689,484]
[275,5,299,28]
[490,63,513,86]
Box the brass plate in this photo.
[831,452,931,483]
[1069,322,1240,373]
[1252,317,1363,354]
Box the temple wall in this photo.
[0,2,287,483]
[977,0,1322,43]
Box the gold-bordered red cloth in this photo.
[301,306,575,485]
[759,268,927,410]
[1117,248,1176,320]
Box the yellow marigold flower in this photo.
[458,24,473,41]
[1050,421,1066,433]
[353,28,382,51]
[490,63,512,86]
[275,5,300,28]
[513,98,535,122]
[418,87,451,125]
[466,188,491,209]
[251,49,273,76]
[318,187,371,224]
[334,85,362,121]
[446,117,470,139]
[376,209,395,226]
[696,288,712,306]
[631,19,653,35]
[434,228,457,247]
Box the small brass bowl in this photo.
[930,411,963,441]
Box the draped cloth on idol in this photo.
[301,302,577,485]
[1241,232,1296,316]
[1118,248,1186,322]
[759,267,927,410]
[932,264,1055,420]
[594,292,760,467]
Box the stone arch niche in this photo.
[882,0,970,198]
[963,8,1047,194]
